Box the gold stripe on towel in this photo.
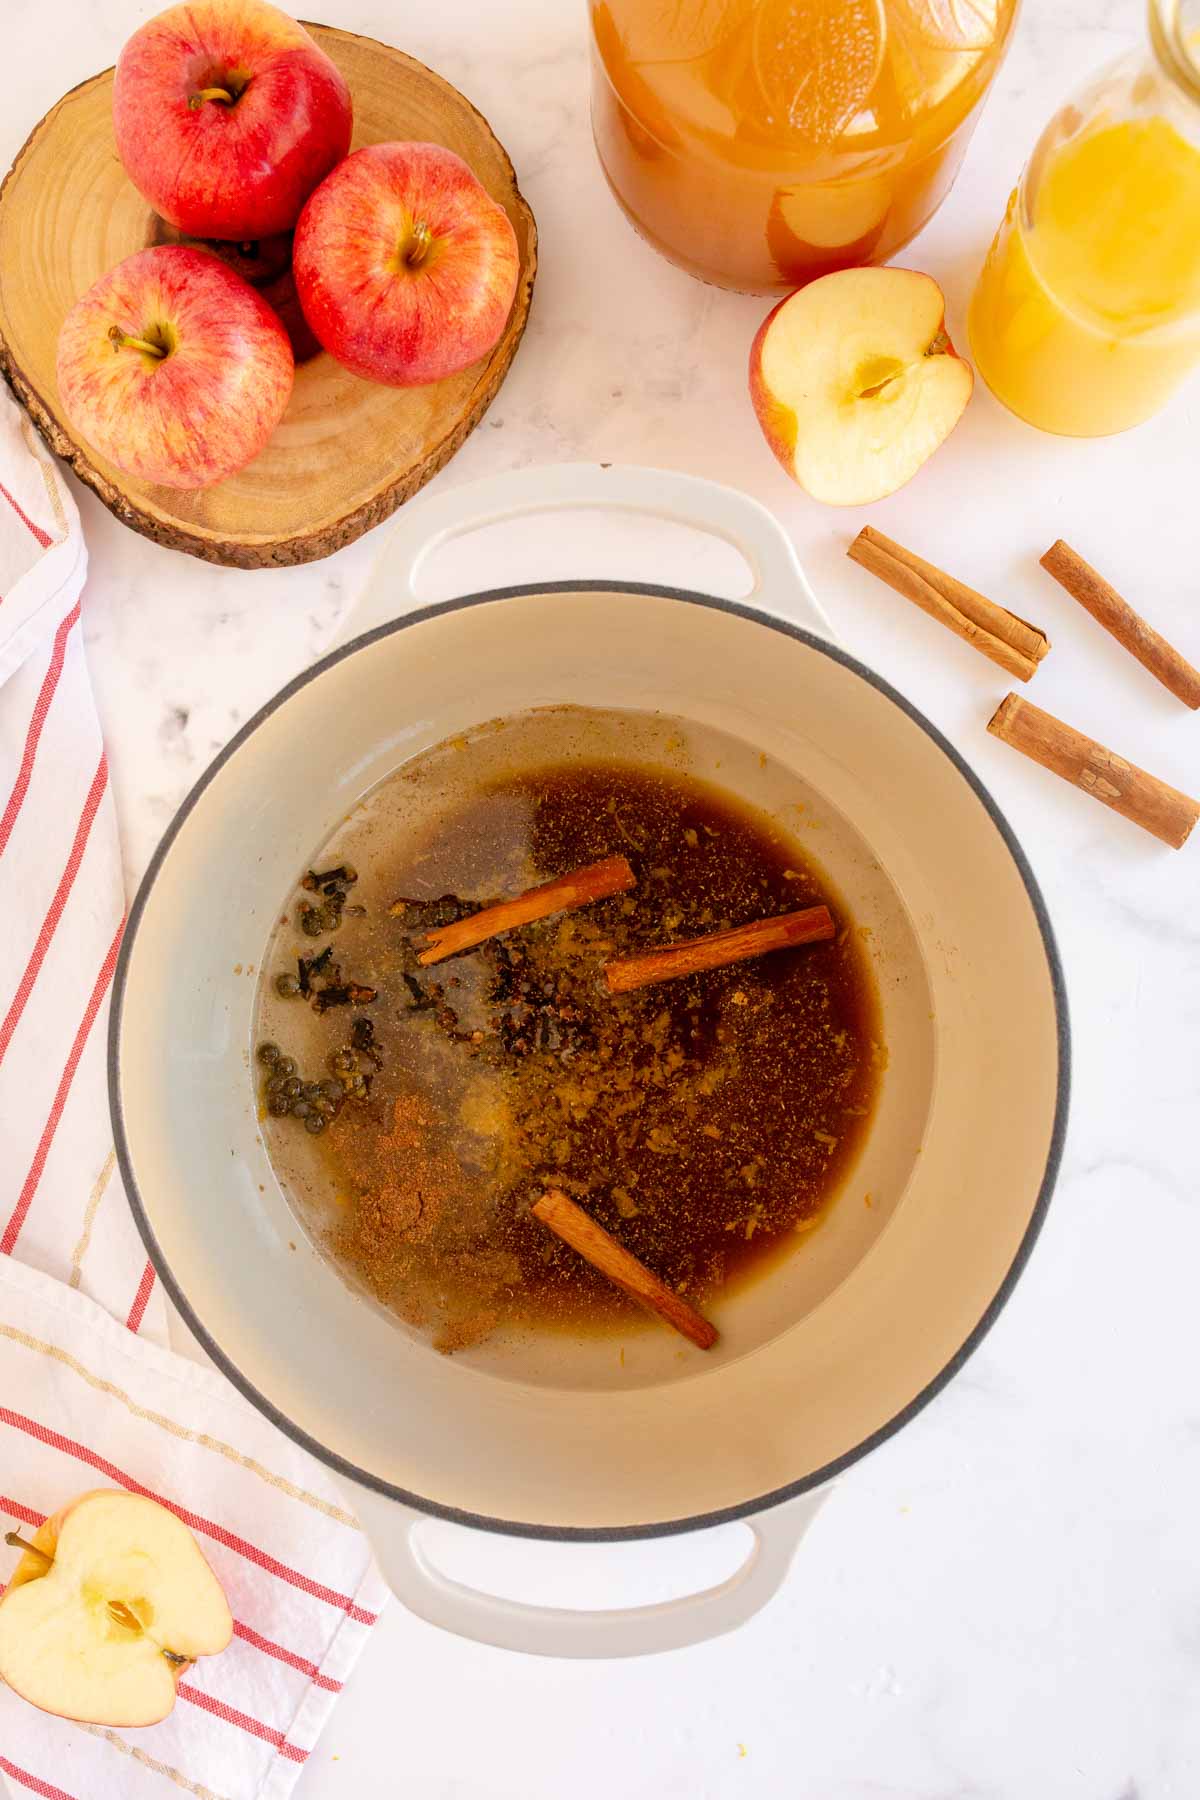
[68,1147,117,1289]
[0,1320,358,1527]
[82,1725,233,1800]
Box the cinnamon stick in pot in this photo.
[605,904,835,995]
[1039,539,1200,710]
[414,855,635,965]
[987,694,1199,849]
[532,1189,718,1350]
[848,526,1050,682]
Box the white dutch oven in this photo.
[110,465,1068,1658]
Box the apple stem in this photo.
[190,86,235,107]
[108,326,167,361]
[4,1531,51,1569]
[404,220,433,269]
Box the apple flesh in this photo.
[56,245,294,490]
[293,142,521,386]
[0,1489,232,1728]
[750,267,973,506]
[113,0,352,240]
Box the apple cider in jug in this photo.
[589,0,1019,292]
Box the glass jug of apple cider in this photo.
[588,0,1020,293]
[969,0,1200,435]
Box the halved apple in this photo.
[0,1489,232,1727]
[750,267,973,505]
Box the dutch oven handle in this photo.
[338,461,837,647]
[348,1483,832,1659]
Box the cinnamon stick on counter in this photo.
[988,694,1199,850]
[605,904,835,995]
[848,526,1050,682]
[415,855,635,965]
[533,1189,718,1350]
[1039,540,1200,710]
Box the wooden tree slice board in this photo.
[0,25,537,568]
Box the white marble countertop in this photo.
[6,0,1200,1793]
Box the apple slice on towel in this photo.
[750,267,973,505]
[0,1489,232,1726]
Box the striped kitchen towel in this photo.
[0,1255,389,1799]
[0,384,163,1333]
[0,387,388,1797]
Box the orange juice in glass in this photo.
[588,0,1020,293]
[969,1,1200,435]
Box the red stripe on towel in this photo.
[0,1494,46,1528]
[0,1758,79,1800]
[0,753,108,1067]
[178,1683,309,1761]
[0,601,81,860]
[0,480,53,547]
[232,1619,343,1692]
[1,916,124,1257]
[125,1260,157,1333]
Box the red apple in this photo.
[293,142,521,386]
[750,268,973,505]
[56,246,294,489]
[113,0,352,241]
